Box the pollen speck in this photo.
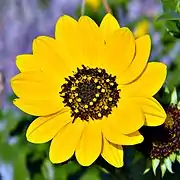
[89,102,93,106]
[101,89,105,93]
[106,79,110,82]
[93,98,97,102]
[84,105,88,109]
[98,113,102,117]
[77,98,81,102]
[97,85,101,89]
[95,93,100,97]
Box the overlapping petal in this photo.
[11,71,61,99]
[103,98,144,135]
[49,119,85,163]
[100,27,135,78]
[100,13,120,42]
[101,137,123,168]
[78,16,103,66]
[13,98,63,116]
[119,35,151,84]
[104,129,144,145]
[26,109,72,143]
[32,36,71,78]
[131,97,166,126]
[121,62,167,97]
[75,120,102,166]
[55,15,86,68]
[16,54,36,72]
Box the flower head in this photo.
[86,0,100,10]
[144,88,180,177]
[150,106,180,160]
[10,13,167,167]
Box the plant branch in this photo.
[102,0,112,14]
[81,0,86,15]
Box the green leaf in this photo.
[169,152,176,163]
[13,152,29,180]
[177,100,180,109]
[131,152,144,166]
[143,168,151,175]
[80,166,101,180]
[0,143,17,162]
[165,86,170,94]
[165,20,180,38]
[152,158,160,175]
[54,161,81,180]
[169,30,180,38]
[159,1,180,38]
[33,173,45,180]
[143,159,152,175]
[176,153,180,163]
[161,0,177,12]
[38,0,50,8]
[160,163,167,178]
[170,87,178,104]
[41,159,54,180]
[164,157,174,173]
[158,12,180,21]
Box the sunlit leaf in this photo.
[13,152,29,180]
[158,12,180,21]
[161,0,177,11]
[80,166,101,180]
[54,161,81,180]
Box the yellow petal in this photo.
[55,15,84,68]
[100,13,120,42]
[75,120,102,166]
[119,35,151,84]
[55,15,77,40]
[33,36,71,79]
[78,16,103,66]
[103,99,144,135]
[120,131,144,145]
[101,28,135,77]
[101,137,123,168]
[11,71,61,99]
[104,130,144,145]
[49,119,85,163]
[26,109,72,143]
[13,98,63,116]
[131,97,166,126]
[16,54,37,72]
[134,19,150,38]
[121,62,167,97]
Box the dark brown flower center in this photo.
[150,106,180,159]
[60,65,120,121]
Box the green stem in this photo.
[81,0,86,15]
[97,165,130,180]
[102,0,112,14]
[114,168,131,180]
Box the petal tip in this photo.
[103,13,115,19]
[49,151,59,164]
[12,98,18,105]
[49,153,58,164]
[138,34,151,43]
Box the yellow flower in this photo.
[134,19,150,38]
[86,0,100,9]
[11,13,167,168]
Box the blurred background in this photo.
[0,0,180,179]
